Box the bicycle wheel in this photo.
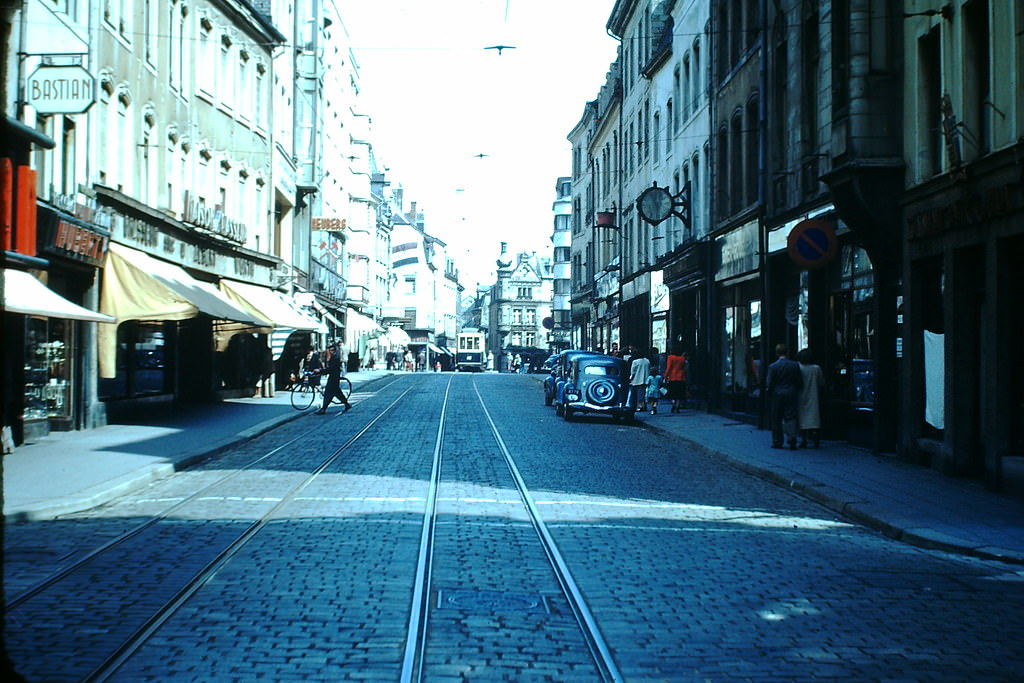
[332,377,353,404]
[290,383,317,410]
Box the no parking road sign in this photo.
[787,218,838,269]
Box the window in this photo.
[525,309,536,325]
[963,0,991,157]
[512,308,522,324]
[525,332,536,347]
[673,66,681,131]
[143,0,156,66]
[168,1,180,91]
[517,287,533,299]
[918,27,942,177]
[220,32,235,109]
[665,101,673,154]
[198,19,214,95]
[653,111,661,164]
[682,55,691,119]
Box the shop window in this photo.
[99,322,169,399]
[829,246,877,408]
[23,317,72,423]
[721,302,759,395]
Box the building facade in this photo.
[899,0,1024,494]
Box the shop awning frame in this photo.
[220,279,326,333]
[2,268,114,322]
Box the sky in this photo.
[338,0,619,290]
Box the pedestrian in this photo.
[646,366,664,415]
[628,349,651,412]
[766,343,803,449]
[664,345,687,413]
[796,348,825,448]
[315,344,352,414]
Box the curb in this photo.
[641,420,1024,566]
[5,376,391,522]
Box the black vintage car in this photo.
[560,354,633,422]
[545,349,602,408]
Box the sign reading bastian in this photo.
[26,65,95,114]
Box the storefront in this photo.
[901,141,1024,494]
[95,188,280,408]
[765,209,880,446]
[3,268,114,445]
[619,272,650,353]
[712,218,762,419]
[662,241,706,397]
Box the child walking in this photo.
[645,369,664,415]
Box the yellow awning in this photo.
[220,279,326,332]
[3,269,114,323]
[99,242,271,377]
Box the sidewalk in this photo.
[637,407,1024,564]
[2,370,389,521]
[5,374,1024,565]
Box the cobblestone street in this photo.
[5,374,1024,681]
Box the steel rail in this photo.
[5,376,402,611]
[399,375,454,683]
[472,380,625,683]
[82,380,421,683]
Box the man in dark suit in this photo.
[765,343,803,449]
[315,344,352,415]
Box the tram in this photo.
[455,331,487,372]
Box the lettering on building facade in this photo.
[182,191,248,244]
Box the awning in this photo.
[312,299,343,328]
[345,307,383,334]
[99,242,271,377]
[382,326,410,346]
[2,269,114,323]
[427,342,445,355]
[220,279,326,332]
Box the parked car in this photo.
[560,354,633,422]
[545,349,601,408]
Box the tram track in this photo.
[6,373,624,682]
[400,376,623,683]
[5,376,420,682]
[4,375,407,612]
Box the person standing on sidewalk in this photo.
[796,348,825,448]
[628,348,651,412]
[646,365,664,415]
[664,345,688,413]
[766,343,802,449]
[315,344,352,415]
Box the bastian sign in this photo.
[26,66,95,114]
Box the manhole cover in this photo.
[436,588,550,614]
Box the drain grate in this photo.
[435,588,551,614]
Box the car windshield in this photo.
[582,365,619,376]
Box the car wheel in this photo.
[555,403,563,416]
[545,393,553,406]
[563,407,573,421]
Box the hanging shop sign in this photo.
[787,218,838,269]
[26,66,95,114]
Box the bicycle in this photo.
[290,370,352,411]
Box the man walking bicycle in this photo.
[315,344,352,414]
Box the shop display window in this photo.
[830,245,876,407]
[721,300,760,394]
[98,321,169,399]
[23,316,72,421]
